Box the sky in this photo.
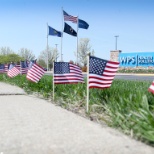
[0,0,154,63]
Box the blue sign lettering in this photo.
[119,52,154,67]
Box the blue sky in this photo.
[0,0,154,62]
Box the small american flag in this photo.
[0,64,9,73]
[89,56,119,89]
[7,63,20,78]
[20,61,29,74]
[54,62,84,84]
[63,10,77,23]
[16,63,21,72]
[0,64,6,73]
[4,64,8,73]
[148,81,154,94]
[26,62,45,83]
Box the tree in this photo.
[77,38,94,66]
[18,48,35,61]
[38,46,58,70]
[37,59,46,68]
[0,47,14,55]
[0,54,22,64]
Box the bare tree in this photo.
[39,46,58,70]
[18,48,35,61]
[37,59,46,68]
[0,47,14,55]
[77,38,94,66]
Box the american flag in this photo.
[16,63,21,72]
[89,56,119,89]
[7,63,20,78]
[148,81,154,94]
[63,10,77,23]
[0,64,9,73]
[0,64,6,73]
[54,62,84,84]
[26,62,45,83]
[20,61,29,74]
[4,64,8,73]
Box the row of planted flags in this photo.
[48,10,89,37]
[0,56,119,87]
[0,56,120,88]
[0,60,45,83]
[1,55,154,111]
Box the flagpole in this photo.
[86,52,90,112]
[76,16,79,64]
[53,60,55,101]
[61,7,63,61]
[47,23,49,70]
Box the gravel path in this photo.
[0,82,154,154]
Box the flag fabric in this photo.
[0,64,6,73]
[7,63,20,78]
[54,62,84,84]
[48,26,62,37]
[4,64,8,73]
[63,10,77,23]
[64,22,77,37]
[26,62,45,83]
[78,19,89,29]
[16,63,21,72]
[148,81,154,94]
[20,61,29,74]
[89,56,119,89]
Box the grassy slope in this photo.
[0,74,154,146]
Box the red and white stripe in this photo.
[54,63,84,84]
[7,67,20,78]
[26,63,45,83]
[148,81,154,94]
[64,15,77,23]
[89,61,119,89]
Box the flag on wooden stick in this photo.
[148,81,154,94]
[26,61,45,83]
[7,63,20,78]
[86,55,119,112]
[89,56,119,89]
[54,62,84,84]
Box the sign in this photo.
[119,52,154,67]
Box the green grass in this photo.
[0,74,154,145]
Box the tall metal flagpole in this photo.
[86,52,90,112]
[47,23,49,70]
[61,7,64,62]
[76,16,79,64]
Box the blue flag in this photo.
[78,19,89,29]
[64,22,77,37]
[48,26,62,37]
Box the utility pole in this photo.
[115,35,119,50]
[55,44,58,62]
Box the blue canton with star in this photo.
[54,62,70,74]
[0,64,5,69]
[21,61,28,68]
[89,56,107,75]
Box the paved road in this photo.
[45,71,154,81]
[0,82,154,154]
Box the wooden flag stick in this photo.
[86,52,90,112]
[53,60,55,101]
